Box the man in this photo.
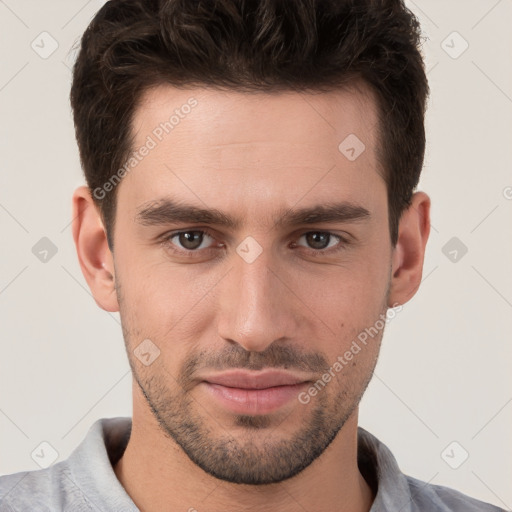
[0,0,505,510]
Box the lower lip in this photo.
[201,382,308,415]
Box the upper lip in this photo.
[203,370,311,389]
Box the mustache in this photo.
[179,343,329,385]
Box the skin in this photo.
[72,83,430,512]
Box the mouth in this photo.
[200,369,312,415]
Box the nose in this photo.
[216,243,300,353]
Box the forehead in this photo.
[119,83,385,222]
[132,82,379,155]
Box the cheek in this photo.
[318,318,383,402]
[117,259,219,348]
[119,251,196,306]
[299,256,389,321]
[307,267,388,369]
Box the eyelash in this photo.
[160,229,351,258]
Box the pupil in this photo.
[181,231,201,249]
[307,232,328,249]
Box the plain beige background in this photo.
[0,0,511,509]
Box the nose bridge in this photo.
[217,241,298,352]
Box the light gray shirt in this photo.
[0,416,505,511]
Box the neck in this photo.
[114,389,374,512]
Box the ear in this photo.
[388,191,431,307]
[71,186,119,312]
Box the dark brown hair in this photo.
[70,0,428,249]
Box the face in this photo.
[110,84,394,484]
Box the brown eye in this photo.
[297,232,341,251]
[177,231,204,250]
[165,230,216,252]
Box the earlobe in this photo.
[388,191,431,307]
[71,186,119,312]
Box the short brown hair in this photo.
[70,0,428,248]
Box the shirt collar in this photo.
[358,426,414,511]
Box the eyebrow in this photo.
[135,198,371,230]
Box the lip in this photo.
[200,370,311,415]
[203,369,310,389]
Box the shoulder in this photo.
[0,468,54,510]
[404,474,506,512]
[0,463,93,511]
[357,427,506,512]
[0,417,132,511]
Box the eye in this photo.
[161,229,350,258]
[293,231,348,253]
[163,230,218,252]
